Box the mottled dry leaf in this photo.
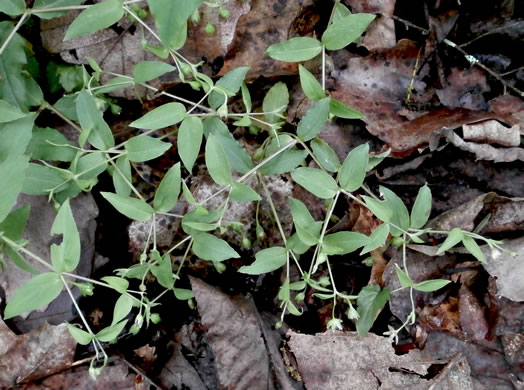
[158,342,208,390]
[288,331,474,390]
[0,319,76,387]
[482,237,524,302]
[189,277,298,390]
[462,120,520,147]
[458,285,489,341]
[1,193,97,331]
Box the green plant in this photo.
[0,0,508,377]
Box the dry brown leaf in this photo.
[458,285,489,341]
[189,277,298,390]
[288,331,474,390]
[346,0,396,49]
[462,120,520,147]
[0,319,76,387]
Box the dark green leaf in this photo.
[50,199,80,272]
[263,82,289,124]
[101,192,154,221]
[154,163,181,212]
[178,116,203,172]
[410,184,432,229]
[64,0,124,40]
[338,143,369,192]
[239,246,287,274]
[380,186,410,236]
[355,284,390,336]
[192,232,240,262]
[27,127,76,162]
[298,65,325,100]
[291,167,338,199]
[22,163,64,196]
[0,114,36,163]
[322,231,368,255]
[125,135,172,162]
[4,272,63,319]
[297,97,330,141]
[321,13,376,50]
[129,102,186,130]
[265,37,322,62]
[112,155,132,196]
[76,91,114,150]
[205,134,232,185]
[0,99,26,122]
[133,61,176,84]
[310,138,340,172]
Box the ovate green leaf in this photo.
[338,143,369,192]
[329,98,364,119]
[205,134,232,185]
[263,82,289,124]
[96,320,127,342]
[229,182,261,202]
[0,99,26,122]
[101,192,154,221]
[436,227,463,254]
[297,97,330,141]
[291,167,338,199]
[67,324,94,345]
[192,232,240,262]
[311,138,340,172]
[76,91,114,150]
[22,163,64,195]
[0,156,28,223]
[64,0,124,40]
[265,37,322,62]
[360,223,389,255]
[208,66,250,109]
[124,135,172,162]
[0,114,35,163]
[27,127,76,162]
[410,184,432,229]
[50,199,80,272]
[394,265,413,288]
[112,294,133,325]
[129,102,186,130]
[321,13,376,50]
[4,272,63,319]
[380,186,410,236]
[112,155,132,196]
[462,235,486,263]
[412,279,451,292]
[355,284,390,336]
[322,231,368,255]
[178,116,203,172]
[0,0,26,16]
[239,247,287,275]
[298,65,325,100]
[133,61,176,84]
[154,163,181,212]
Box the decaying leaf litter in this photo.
[1,0,524,388]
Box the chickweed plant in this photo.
[0,0,507,377]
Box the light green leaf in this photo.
[338,143,369,192]
[410,184,432,229]
[0,99,26,122]
[321,13,376,50]
[367,149,390,171]
[76,91,115,150]
[33,0,86,19]
[67,324,94,345]
[311,138,340,172]
[93,76,133,95]
[412,279,451,292]
[27,127,76,162]
[101,192,154,221]
[360,223,389,255]
[355,284,390,336]
[322,231,368,255]
[205,134,232,185]
[263,82,289,124]
[289,197,322,246]
[101,276,129,293]
[239,247,287,275]
[147,0,203,50]
[241,82,252,112]
[291,167,338,199]
[265,37,322,62]
[0,23,43,111]
[112,294,133,325]
[64,0,124,40]
[297,97,330,141]
[192,232,240,262]
[151,253,174,288]
[178,116,203,172]
[53,95,78,121]
[380,186,410,236]
[329,98,364,119]
[462,235,486,263]
[0,114,36,163]
[394,264,413,288]
[208,66,250,109]
[96,320,127,342]
[50,199,80,272]
[75,152,107,181]
[3,272,63,319]
[229,182,261,202]
[130,102,186,130]
[298,65,325,100]
[287,233,311,255]
[0,0,26,15]
[133,61,176,84]
[436,227,463,254]
[4,246,39,275]
[174,288,194,300]
[22,163,65,196]
[295,222,322,246]
[125,135,172,162]
[361,195,393,223]
[333,2,351,21]
[259,149,307,176]
[154,163,181,212]
[112,155,132,196]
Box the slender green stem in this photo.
[106,155,144,200]
[0,12,28,56]
[44,101,82,134]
